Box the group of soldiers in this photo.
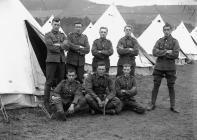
[43,17,180,121]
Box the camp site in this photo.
[0,0,197,139]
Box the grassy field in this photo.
[0,63,196,140]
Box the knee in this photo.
[78,96,87,105]
[85,94,93,102]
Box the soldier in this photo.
[115,64,145,114]
[116,25,139,77]
[44,17,68,109]
[147,23,180,113]
[91,27,113,73]
[85,62,122,115]
[67,22,90,83]
[51,68,87,121]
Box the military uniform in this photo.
[116,36,139,77]
[44,29,68,106]
[151,35,180,109]
[67,32,90,83]
[115,75,145,114]
[51,79,86,114]
[91,38,113,73]
[85,73,122,114]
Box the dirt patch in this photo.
[0,64,196,140]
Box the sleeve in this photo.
[152,40,167,57]
[106,78,115,100]
[129,38,139,56]
[101,40,114,56]
[165,39,180,59]
[60,34,69,51]
[91,40,105,59]
[79,35,90,55]
[117,39,132,55]
[115,78,124,97]
[45,33,61,53]
[67,33,80,52]
[126,78,137,97]
[85,75,98,99]
[72,83,83,104]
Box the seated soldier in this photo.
[115,63,145,114]
[51,68,87,121]
[85,62,122,115]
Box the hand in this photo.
[98,50,102,53]
[63,40,68,45]
[104,98,109,106]
[166,50,173,54]
[79,46,84,49]
[97,98,103,108]
[54,43,61,46]
[118,45,124,49]
[129,48,133,51]
[121,90,126,95]
[51,96,60,100]
[67,104,75,114]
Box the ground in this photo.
[0,63,197,140]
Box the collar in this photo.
[52,29,59,34]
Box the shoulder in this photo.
[45,31,53,37]
[81,34,88,39]
[74,80,81,85]
[119,36,125,42]
[93,38,100,43]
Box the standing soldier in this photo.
[92,27,113,73]
[67,22,90,83]
[116,25,139,77]
[115,64,145,114]
[44,17,68,109]
[85,62,122,115]
[51,68,87,121]
[147,23,180,113]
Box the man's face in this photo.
[74,23,83,34]
[99,28,108,38]
[97,65,106,76]
[123,66,131,76]
[124,26,133,36]
[52,21,60,31]
[67,72,76,81]
[163,26,172,37]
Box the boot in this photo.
[168,86,179,113]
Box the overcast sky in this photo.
[88,0,197,6]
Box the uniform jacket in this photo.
[67,32,90,66]
[45,30,68,63]
[117,36,139,66]
[115,75,137,100]
[91,38,113,68]
[85,73,115,100]
[53,79,82,104]
[153,35,180,70]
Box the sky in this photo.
[88,0,197,6]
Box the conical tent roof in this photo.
[83,22,93,35]
[42,15,66,35]
[137,14,165,54]
[84,4,153,67]
[0,0,46,95]
[191,26,197,44]
[172,22,197,59]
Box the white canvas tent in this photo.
[0,0,46,108]
[83,22,93,35]
[190,26,197,44]
[137,14,165,54]
[172,22,197,60]
[42,15,66,35]
[84,4,154,75]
